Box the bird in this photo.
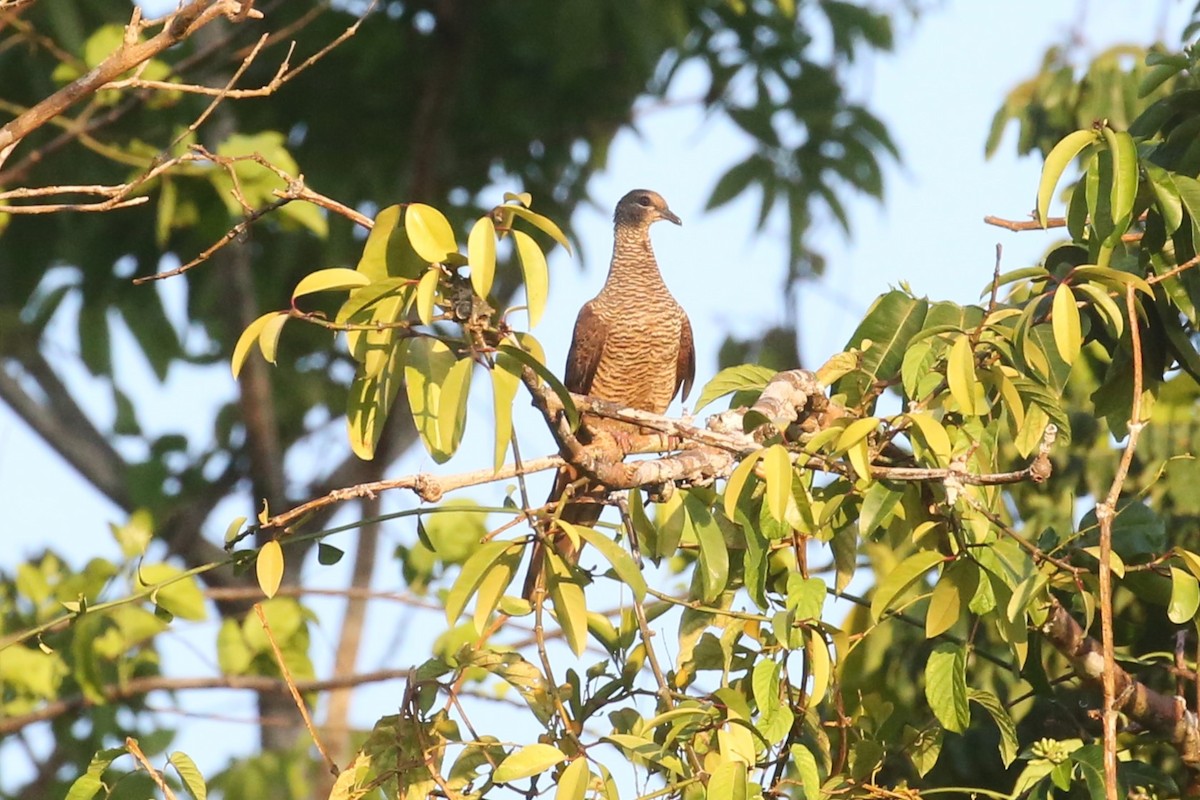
[522,188,695,600]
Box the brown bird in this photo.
[522,189,695,599]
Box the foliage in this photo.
[11,2,1200,800]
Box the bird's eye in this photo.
[637,196,651,207]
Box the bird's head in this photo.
[613,189,682,229]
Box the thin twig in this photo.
[125,737,178,800]
[254,603,339,776]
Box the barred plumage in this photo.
[522,189,695,599]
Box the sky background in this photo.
[2,0,1195,793]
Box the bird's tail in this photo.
[520,466,603,600]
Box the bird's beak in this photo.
[660,208,682,226]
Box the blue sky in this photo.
[2,0,1194,792]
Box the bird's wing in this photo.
[564,301,607,394]
[677,314,696,402]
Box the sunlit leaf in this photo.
[232,311,285,379]
[555,758,589,800]
[762,444,792,523]
[1036,129,1098,226]
[169,752,208,800]
[491,351,522,471]
[509,205,572,254]
[416,268,440,326]
[493,743,566,783]
[256,540,284,599]
[871,549,943,620]
[694,363,778,412]
[446,540,513,624]
[257,312,288,366]
[1051,283,1082,365]
[468,216,498,298]
[946,335,979,415]
[925,642,969,733]
[291,268,370,300]
[572,523,647,602]
[513,230,549,327]
[406,203,458,263]
[1169,567,1199,623]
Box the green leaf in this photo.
[1073,281,1124,338]
[508,205,572,255]
[498,342,579,431]
[473,547,522,633]
[169,752,208,800]
[1100,126,1138,231]
[790,744,821,799]
[688,497,728,603]
[946,335,979,415]
[405,203,458,263]
[926,559,977,638]
[707,156,761,211]
[468,216,498,298]
[445,540,513,624]
[493,743,567,783]
[905,412,952,466]
[491,351,522,471]
[967,690,1019,767]
[438,356,473,457]
[572,523,647,602]
[1071,265,1153,297]
[547,552,588,656]
[762,444,792,523]
[256,541,284,599]
[1169,567,1199,623]
[291,268,370,300]
[232,311,286,379]
[136,564,207,620]
[347,338,406,460]
[65,748,127,800]
[317,543,344,566]
[724,450,763,521]
[694,363,777,412]
[1051,283,1082,365]
[1037,129,1098,226]
[706,760,748,800]
[837,291,929,408]
[257,312,288,366]
[513,230,549,328]
[871,549,943,620]
[925,642,970,733]
[555,758,589,800]
[405,337,460,463]
[415,268,440,326]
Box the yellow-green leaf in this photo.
[1101,126,1138,230]
[571,523,647,602]
[706,761,748,800]
[491,351,522,472]
[946,335,978,415]
[762,444,792,523]
[835,416,879,453]
[405,338,458,463]
[808,630,831,701]
[438,356,473,457]
[509,205,572,255]
[405,203,458,263]
[347,339,406,460]
[257,313,288,366]
[906,412,952,466]
[493,744,567,783]
[503,191,533,207]
[1169,567,1200,624]
[291,267,370,300]
[232,311,285,379]
[468,216,497,298]
[871,549,943,620]
[1051,283,1082,365]
[416,268,440,326]
[724,450,764,521]
[1037,129,1098,226]
[547,552,588,656]
[513,230,548,328]
[472,547,521,633]
[446,540,512,624]
[168,752,207,800]
[256,540,284,599]
[1073,281,1124,338]
[1177,548,1200,583]
[926,560,977,639]
[555,758,589,800]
